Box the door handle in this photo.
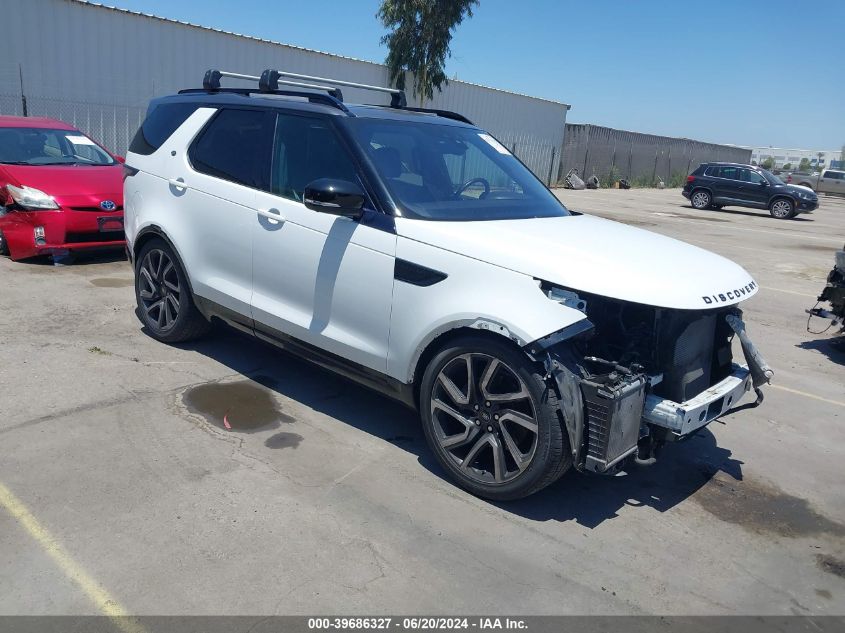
[168,178,187,189]
[257,208,284,224]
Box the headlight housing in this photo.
[6,184,59,210]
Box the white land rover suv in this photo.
[124,69,772,500]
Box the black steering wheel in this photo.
[454,177,490,199]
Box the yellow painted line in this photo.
[770,384,845,408]
[0,482,147,633]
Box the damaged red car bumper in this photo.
[1,203,125,260]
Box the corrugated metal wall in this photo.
[559,124,753,187]
[0,0,568,181]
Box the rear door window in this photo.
[189,109,273,190]
[718,166,740,180]
[130,102,200,155]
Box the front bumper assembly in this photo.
[643,363,752,436]
[539,313,773,473]
[645,314,773,437]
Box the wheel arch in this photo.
[769,194,797,208]
[409,323,525,409]
[408,317,593,410]
[133,224,198,299]
[690,186,713,200]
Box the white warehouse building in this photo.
[0,0,570,182]
[749,147,843,171]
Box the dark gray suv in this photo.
[682,162,819,219]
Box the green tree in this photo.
[378,0,479,104]
[760,156,774,169]
[798,157,811,172]
[782,163,791,170]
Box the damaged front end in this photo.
[806,244,845,339]
[527,289,773,474]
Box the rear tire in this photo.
[419,336,571,501]
[134,238,211,343]
[691,189,711,210]
[769,197,796,219]
[0,230,8,256]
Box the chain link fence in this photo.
[558,124,752,188]
[1,92,146,155]
[496,132,560,186]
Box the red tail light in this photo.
[686,175,695,182]
[787,175,792,183]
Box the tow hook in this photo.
[726,313,773,410]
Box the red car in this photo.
[0,116,124,261]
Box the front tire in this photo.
[0,230,8,256]
[691,189,711,210]
[419,336,571,500]
[769,197,796,219]
[134,238,210,343]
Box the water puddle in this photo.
[182,380,295,432]
[264,432,304,449]
[693,474,845,538]
[89,277,134,288]
[817,554,845,579]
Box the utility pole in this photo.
[18,64,28,117]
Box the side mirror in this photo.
[114,155,126,164]
[759,180,768,186]
[303,179,365,219]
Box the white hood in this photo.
[396,214,758,310]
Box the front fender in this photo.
[388,235,589,382]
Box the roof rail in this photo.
[401,106,473,125]
[203,69,407,108]
[179,86,349,113]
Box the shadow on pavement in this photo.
[10,249,127,267]
[497,429,742,528]
[797,337,845,366]
[174,323,744,528]
[683,204,814,222]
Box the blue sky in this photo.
[105,0,843,150]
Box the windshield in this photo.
[0,127,115,166]
[761,169,783,185]
[346,118,569,221]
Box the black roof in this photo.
[700,162,756,168]
[163,89,475,127]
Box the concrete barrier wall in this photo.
[559,124,752,187]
